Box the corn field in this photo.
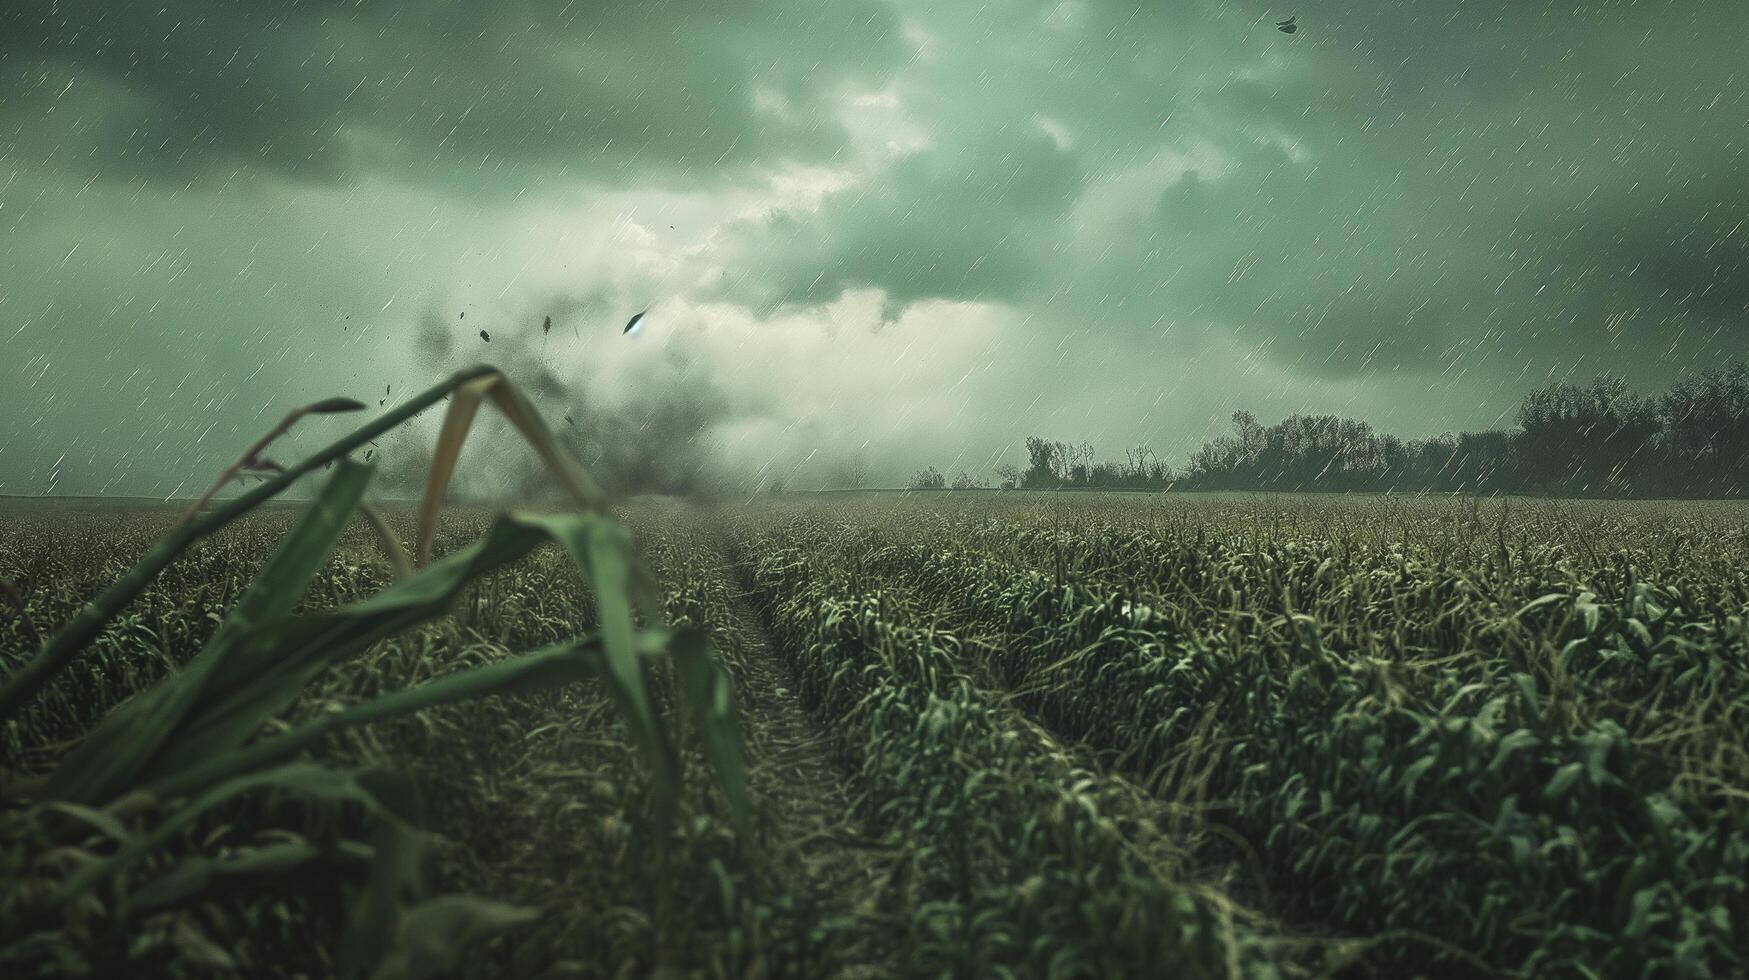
[4,478,1747,976]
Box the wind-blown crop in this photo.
[0,366,747,977]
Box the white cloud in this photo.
[850,90,901,109]
[750,86,797,122]
[1035,116,1073,151]
[1069,141,1232,243]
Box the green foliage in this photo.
[741,495,1749,977]
[736,537,1305,977]
[0,367,747,977]
[5,468,1747,978]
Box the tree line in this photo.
[909,360,1749,497]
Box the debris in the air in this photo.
[385,383,391,395]
[480,329,491,342]
[459,311,465,319]
[543,315,551,335]
[1276,15,1296,33]
[624,310,647,335]
[564,414,575,426]
[364,449,375,462]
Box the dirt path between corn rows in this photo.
[705,546,898,979]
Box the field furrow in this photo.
[6,494,1748,979]
[636,511,898,977]
[726,500,1749,978]
[723,516,1319,978]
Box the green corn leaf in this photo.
[1513,593,1569,619]
[39,801,136,847]
[340,812,427,980]
[1623,886,1662,939]
[361,896,540,980]
[1512,673,1544,728]
[125,839,373,917]
[667,627,751,829]
[47,508,546,805]
[1545,762,1586,801]
[508,511,678,823]
[0,367,494,723]
[40,459,375,805]
[53,763,417,907]
[164,519,557,773]
[144,631,671,802]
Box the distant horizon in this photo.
[10,353,1749,501]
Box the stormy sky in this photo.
[2,0,1745,495]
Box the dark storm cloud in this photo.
[1156,0,1749,380]
[0,0,906,188]
[1549,172,1749,323]
[736,127,1084,309]
[3,0,1747,497]
[717,0,1746,387]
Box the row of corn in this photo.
[763,508,1746,978]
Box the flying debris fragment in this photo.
[459,311,465,319]
[385,383,391,395]
[480,329,491,343]
[543,315,552,335]
[624,310,647,335]
[1276,15,1297,33]
[564,414,576,427]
